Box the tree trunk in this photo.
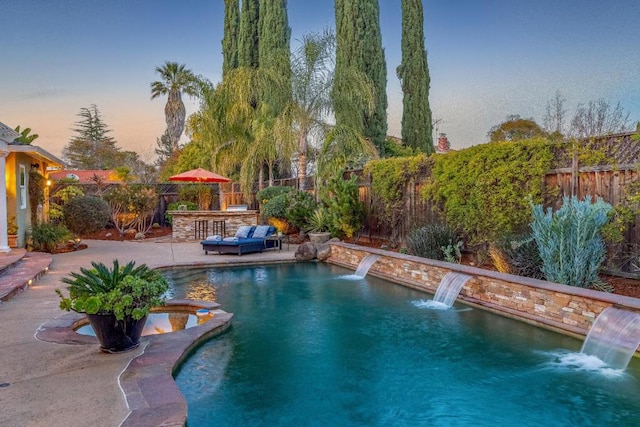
[298,131,308,190]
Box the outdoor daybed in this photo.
[200,225,278,255]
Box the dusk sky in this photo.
[2,0,639,161]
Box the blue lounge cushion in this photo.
[235,225,254,238]
[223,237,239,242]
[252,225,271,239]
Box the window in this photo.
[19,165,26,209]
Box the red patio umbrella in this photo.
[168,167,231,183]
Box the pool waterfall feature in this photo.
[433,272,473,307]
[354,254,380,277]
[326,242,640,353]
[581,307,640,369]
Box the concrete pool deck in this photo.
[0,239,298,426]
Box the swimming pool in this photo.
[168,263,640,426]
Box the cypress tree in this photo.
[238,0,260,69]
[398,0,433,153]
[334,0,388,155]
[258,0,291,107]
[333,0,360,131]
[222,0,240,77]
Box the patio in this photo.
[0,239,297,426]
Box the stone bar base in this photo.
[168,210,260,241]
[327,242,640,338]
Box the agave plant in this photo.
[306,208,331,233]
[56,260,168,320]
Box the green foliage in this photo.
[62,196,110,235]
[105,185,158,235]
[284,190,316,229]
[398,0,433,154]
[384,139,420,158]
[365,154,431,244]
[425,138,555,246]
[261,193,289,221]
[238,0,260,68]
[334,0,387,154]
[306,208,331,233]
[28,170,45,224]
[176,184,215,209]
[56,260,168,321]
[151,62,199,153]
[405,223,460,261]
[165,201,198,225]
[222,0,240,76]
[7,216,18,234]
[256,186,293,204]
[258,0,291,101]
[13,125,39,145]
[600,179,640,271]
[488,115,547,142]
[49,185,85,222]
[321,173,363,238]
[489,235,544,280]
[61,104,125,169]
[530,196,611,289]
[30,222,71,253]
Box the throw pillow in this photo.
[251,225,271,239]
[235,226,253,238]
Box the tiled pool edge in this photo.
[119,307,232,426]
[327,242,640,338]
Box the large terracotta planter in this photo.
[8,235,17,248]
[86,313,147,353]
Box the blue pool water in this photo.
[168,263,640,426]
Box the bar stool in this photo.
[194,219,208,240]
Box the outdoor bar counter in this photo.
[169,209,259,240]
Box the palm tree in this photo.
[150,62,199,153]
[288,30,376,187]
[13,126,39,145]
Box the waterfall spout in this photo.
[432,272,473,308]
[581,307,640,370]
[354,254,381,278]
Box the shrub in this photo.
[30,222,71,253]
[425,138,555,246]
[178,184,213,209]
[489,235,544,280]
[49,185,85,223]
[530,196,611,288]
[405,223,460,261]
[285,191,317,230]
[105,185,158,235]
[62,196,110,235]
[306,208,331,233]
[321,173,363,238]
[165,201,198,225]
[261,193,289,221]
[256,186,293,205]
[57,260,168,321]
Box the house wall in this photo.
[327,242,640,338]
[5,153,41,248]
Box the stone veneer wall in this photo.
[169,210,260,241]
[328,242,640,338]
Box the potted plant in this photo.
[7,216,18,248]
[56,260,169,353]
[306,208,332,243]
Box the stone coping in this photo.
[36,299,233,426]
